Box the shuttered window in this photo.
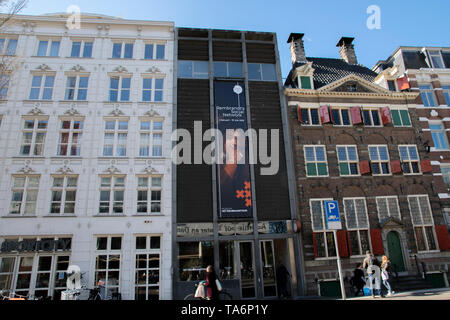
[407,195,437,252]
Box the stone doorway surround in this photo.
[379,217,412,275]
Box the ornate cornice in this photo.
[35,64,52,72]
[70,64,86,72]
[109,105,125,116]
[28,103,45,115]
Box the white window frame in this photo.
[136,176,162,215]
[331,108,352,126]
[309,198,337,259]
[138,119,163,157]
[64,75,89,101]
[29,74,55,100]
[343,197,370,257]
[142,78,164,102]
[336,145,359,176]
[98,176,126,215]
[419,84,437,107]
[19,117,48,156]
[0,36,18,55]
[304,145,328,177]
[299,107,320,126]
[398,145,421,175]
[376,196,401,222]
[428,50,445,69]
[9,175,40,216]
[70,39,93,58]
[362,108,382,127]
[429,122,449,150]
[112,41,134,59]
[390,108,412,127]
[407,195,439,252]
[109,76,131,102]
[368,144,391,176]
[49,175,78,215]
[143,43,165,60]
[134,235,162,300]
[36,39,60,57]
[442,85,450,107]
[57,118,84,156]
[103,119,128,157]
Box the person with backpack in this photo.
[351,263,366,297]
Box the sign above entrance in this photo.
[0,238,72,253]
[324,201,342,230]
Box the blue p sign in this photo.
[324,200,342,230]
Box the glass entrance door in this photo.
[238,241,256,299]
[260,240,277,297]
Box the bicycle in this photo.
[184,282,232,300]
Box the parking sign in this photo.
[324,201,342,230]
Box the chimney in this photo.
[337,37,358,65]
[287,33,307,65]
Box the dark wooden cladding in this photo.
[249,82,291,220]
[246,43,276,64]
[178,40,209,61]
[178,28,209,38]
[213,41,242,62]
[177,79,213,223]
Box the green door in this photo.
[387,231,405,272]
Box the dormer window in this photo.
[428,50,444,69]
[299,76,312,89]
[387,80,397,92]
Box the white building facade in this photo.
[0,13,174,300]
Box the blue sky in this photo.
[18,0,450,78]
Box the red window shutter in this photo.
[337,230,349,257]
[313,233,318,258]
[435,225,450,251]
[421,160,433,173]
[346,231,352,256]
[319,105,331,124]
[350,107,362,124]
[359,160,371,175]
[380,107,392,125]
[391,160,402,174]
[370,229,384,255]
[397,76,410,91]
[297,105,302,123]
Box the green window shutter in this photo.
[317,163,328,176]
[391,110,402,126]
[307,163,317,176]
[339,163,350,175]
[301,76,312,89]
[400,110,411,126]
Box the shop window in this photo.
[408,195,438,252]
[95,236,122,299]
[135,235,161,300]
[219,241,238,280]
[0,257,16,291]
[178,241,214,281]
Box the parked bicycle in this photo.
[184,282,232,300]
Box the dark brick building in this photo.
[172,28,304,299]
[284,34,450,296]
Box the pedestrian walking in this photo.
[276,261,290,299]
[203,265,219,300]
[363,251,382,298]
[381,256,394,297]
[351,263,366,297]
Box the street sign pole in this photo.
[333,230,346,300]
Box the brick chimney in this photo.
[337,37,358,65]
[287,33,307,65]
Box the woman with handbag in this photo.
[204,265,219,300]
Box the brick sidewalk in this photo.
[345,288,450,300]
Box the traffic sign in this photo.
[324,200,342,230]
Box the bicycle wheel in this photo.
[218,292,232,300]
[184,293,200,301]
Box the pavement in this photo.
[344,287,450,300]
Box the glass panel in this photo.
[144,44,154,59]
[50,41,60,56]
[248,63,262,80]
[150,237,160,249]
[111,237,122,250]
[124,43,133,59]
[219,241,238,280]
[71,42,81,57]
[229,62,243,77]
[136,237,146,250]
[178,241,214,281]
[83,42,93,58]
[112,43,122,58]
[156,45,165,59]
[261,64,276,81]
[37,41,48,56]
[239,242,255,298]
[97,237,107,250]
[178,61,193,78]
[260,241,276,297]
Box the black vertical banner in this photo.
[214,81,252,219]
